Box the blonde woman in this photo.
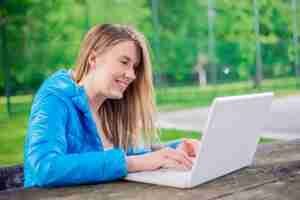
[24,24,199,188]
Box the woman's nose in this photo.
[125,67,136,81]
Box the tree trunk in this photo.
[253,0,263,87]
[1,23,11,116]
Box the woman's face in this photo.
[88,40,140,99]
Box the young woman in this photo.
[24,24,199,188]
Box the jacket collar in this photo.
[71,85,91,116]
[55,69,90,116]
[67,71,102,149]
[41,69,102,149]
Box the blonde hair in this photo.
[73,24,158,151]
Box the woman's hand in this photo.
[176,139,200,158]
[126,147,193,172]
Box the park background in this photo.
[1,0,300,167]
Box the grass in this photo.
[156,77,300,111]
[0,98,31,167]
[159,129,200,142]
[1,77,297,166]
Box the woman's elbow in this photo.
[34,161,58,187]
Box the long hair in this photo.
[73,24,158,151]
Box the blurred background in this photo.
[1,0,300,166]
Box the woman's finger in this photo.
[184,139,199,157]
[182,140,194,156]
[164,148,193,169]
[162,157,189,171]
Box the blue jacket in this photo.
[24,69,180,188]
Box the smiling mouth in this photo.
[116,80,129,91]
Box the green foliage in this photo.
[216,0,299,81]
[1,0,300,94]
[156,0,208,83]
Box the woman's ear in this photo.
[88,50,97,71]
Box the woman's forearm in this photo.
[126,153,161,172]
[126,155,147,172]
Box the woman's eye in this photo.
[121,61,128,65]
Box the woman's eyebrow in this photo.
[121,55,139,66]
[121,55,130,60]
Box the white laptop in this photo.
[124,92,273,188]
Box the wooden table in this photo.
[1,140,300,200]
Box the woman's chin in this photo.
[108,91,124,99]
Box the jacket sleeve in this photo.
[126,140,182,156]
[164,139,182,149]
[25,95,127,187]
